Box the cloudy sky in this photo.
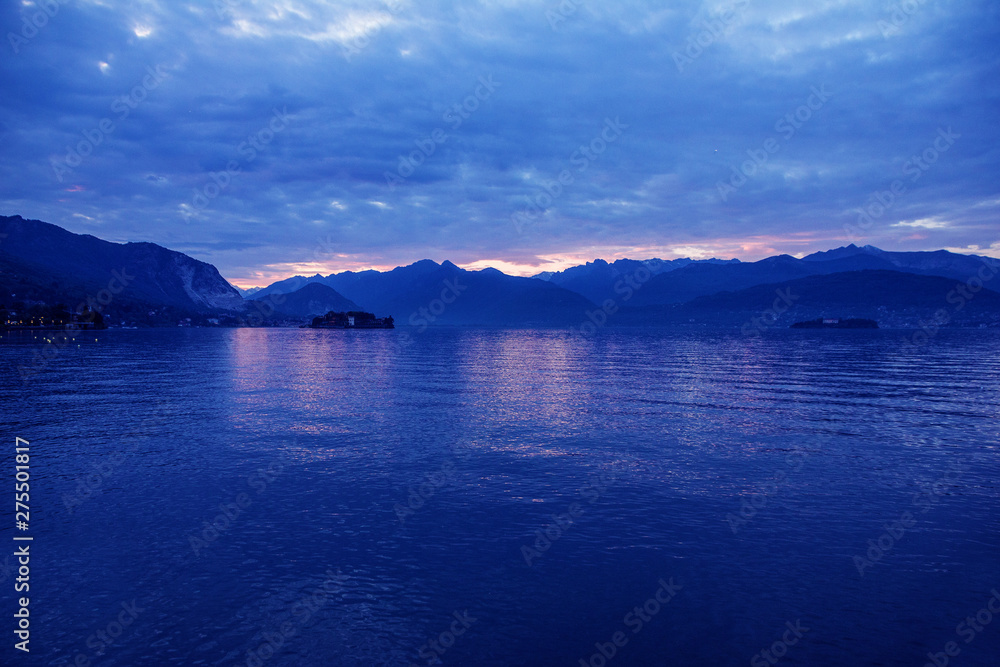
[2,0,998,286]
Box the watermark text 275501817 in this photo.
[14,436,33,653]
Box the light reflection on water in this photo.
[1,327,998,666]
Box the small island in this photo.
[309,310,394,329]
[790,317,878,329]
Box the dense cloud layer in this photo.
[2,0,998,285]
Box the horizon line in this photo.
[226,243,1000,290]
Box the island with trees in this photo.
[308,311,394,329]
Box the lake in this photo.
[1,327,998,666]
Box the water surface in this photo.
[1,327,998,666]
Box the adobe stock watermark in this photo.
[577,578,682,667]
[240,291,287,327]
[61,400,172,515]
[342,0,406,61]
[717,85,832,202]
[521,471,617,566]
[405,277,467,332]
[878,0,932,38]
[181,107,291,220]
[65,599,145,666]
[740,288,799,336]
[410,610,477,666]
[750,619,810,667]
[7,0,70,54]
[63,452,126,514]
[392,277,470,349]
[188,460,285,556]
[672,0,751,73]
[51,65,169,182]
[234,569,350,667]
[384,75,500,190]
[568,261,656,338]
[510,117,628,234]
[393,459,460,523]
[853,460,965,577]
[900,258,1000,350]
[922,588,1000,667]
[546,0,584,30]
[911,461,966,513]
[17,267,135,383]
[844,127,960,243]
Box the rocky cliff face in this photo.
[0,215,244,312]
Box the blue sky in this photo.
[2,0,998,286]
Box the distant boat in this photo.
[308,310,394,329]
[790,317,878,329]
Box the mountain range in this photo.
[613,269,1000,330]
[265,282,361,319]
[2,214,999,329]
[531,257,739,304]
[252,259,596,326]
[1,215,243,324]
[621,246,998,307]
